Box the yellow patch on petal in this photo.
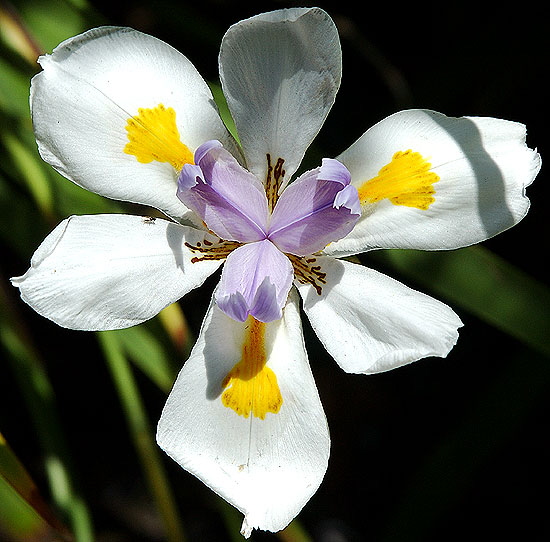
[124,104,194,170]
[358,149,440,210]
[221,317,283,419]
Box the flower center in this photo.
[177,141,360,324]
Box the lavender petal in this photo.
[215,240,293,323]
[177,141,269,242]
[268,159,360,255]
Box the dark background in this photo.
[2,1,548,541]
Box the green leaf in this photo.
[0,433,72,540]
[0,474,63,542]
[115,324,178,393]
[17,0,93,54]
[99,330,187,542]
[1,284,94,542]
[209,81,240,144]
[1,129,55,221]
[0,56,32,117]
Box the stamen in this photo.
[185,238,242,263]
[265,154,286,212]
[288,254,327,295]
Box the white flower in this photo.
[11,7,540,538]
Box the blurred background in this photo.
[0,1,548,541]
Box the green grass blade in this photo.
[0,473,64,542]
[0,56,33,116]
[98,330,187,542]
[17,0,94,54]
[0,432,72,540]
[1,130,55,222]
[1,284,94,542]
[209,81,240,144]
[114,324,177,393]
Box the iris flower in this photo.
[12,7,540,537]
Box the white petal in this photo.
[31,27,238,221]
[328,109,541,256]
[11,215,222,330]
[296,257,463,374]
[157,290,329,536]
[219,8,341,182]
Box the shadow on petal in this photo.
[430,115,513,238]
[166,222,185,270]
[202,302,241,401]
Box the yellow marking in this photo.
[358,150,440,210]
[124,104,194,170]
[221,317,283,419]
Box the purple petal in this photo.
[334,184,362,216]
[177,141,269,242]
[194,139,222,164]
[318,157,352,185]
[268,159,360,255]
[215,240,293,323]
[177,163,204,191]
